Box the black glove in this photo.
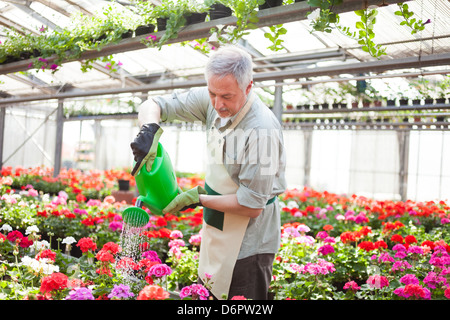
[130,123,163,176]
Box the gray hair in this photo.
[204,46,253,93]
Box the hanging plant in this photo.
[395,3,431,35]
[336,7,386,59]
[306,0,342,33]
[264,24,287,52]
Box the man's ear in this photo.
[245,81,253,95]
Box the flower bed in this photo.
[0,166,449,300]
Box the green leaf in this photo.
[356,21,364,29]
[354,10,364,16]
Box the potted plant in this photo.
[259,0,284,10]
[435,77,449,104]
[151,0,189,46]
[184,1,209,26]
[207,0,233,20]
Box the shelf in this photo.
[0,0,401,76]
[284,103,450,114]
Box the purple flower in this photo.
[108,221,123,231]
[423,271,447,289]
[66,287,95,300]
[318,244,335,256]
[108,284,135,299]
[142,250,161,263]
[400,274,420,285]
[407,245,423,255]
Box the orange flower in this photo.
[323,224,334,231]
[137,285,169,300]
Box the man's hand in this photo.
[163,186,207,214]
[130,123,163,176]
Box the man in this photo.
[131,45,286,300]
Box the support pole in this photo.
[0,107,5,167]
[273,80,283,123]
[54,99,64,177]
[303,129,313,187]
[397,129,410,201]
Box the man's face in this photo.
[208,74,252,118]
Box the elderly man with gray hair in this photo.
[131,45,286,300]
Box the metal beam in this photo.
[2,52,449,106]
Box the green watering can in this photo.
[122,142,179,227]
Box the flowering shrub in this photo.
[0,166,449,300]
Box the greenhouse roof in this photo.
[0,0,449,103]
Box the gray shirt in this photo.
[153,87,287,259]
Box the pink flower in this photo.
[343,281,360,291]
[148,263,172,278]
[317,244,335,256]
[366,275,389,289]
[400,274,420,285]
[189,234,201,246]
[170,230,183,239]
[179,284,209,300]
[423,271,447,289]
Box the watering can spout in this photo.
[122,142,179,227]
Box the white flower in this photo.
[307,8,321,21]
[1,224,12,233]
[25,225,39,235]
[33,240,50,252]
[62,236,76,245]
[286,200,299,209]
[208,32,219,43]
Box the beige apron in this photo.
[198,93,255,300]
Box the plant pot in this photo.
[424,98,434,105]
[412,99,421,105]
[118,179,130,191]
[387,99,396,107]
[121,29,133,39]
[373,100,382,107]
[184,12,207,25]
[135,24,156,36]
[398,99,408,106]
[210,3,232,20]
[259,0,283,10]
[157,18,168,31]
[435,98,446,104]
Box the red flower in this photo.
[358,241,375,252]
[19,236,33,248]
[96,249,115,263]
[37,210,48,217]
[137,285,169,300]
[374,240,388,250]
[40,272,68,293]
[36,249,56,262]
[76,194,87,203]
[155,216,167,227]
[102,242,121,255]
[405,235,417,245]
[76,237,97,253]
[323,224,334,231]
[391,234,404,243]
[7,230,23,243]
[421,240,435,250]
